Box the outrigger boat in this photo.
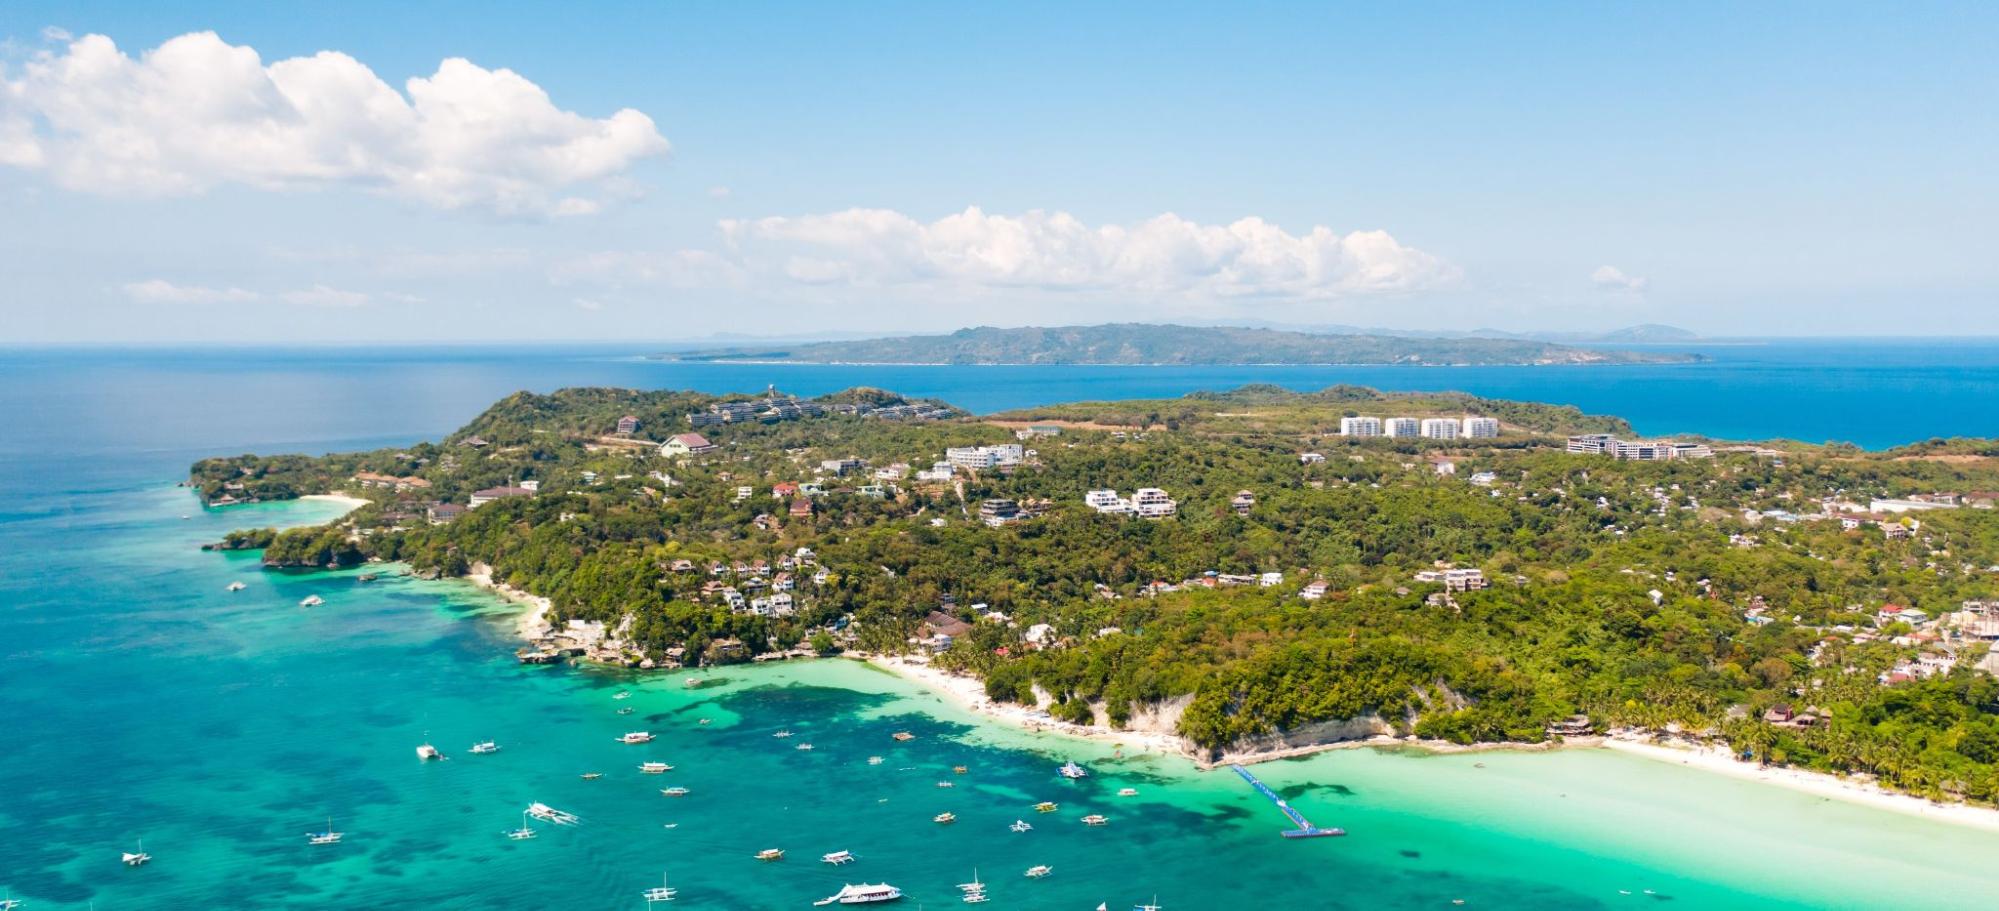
[1118,787,1138,797]
[813,883,902,906]
[469,740,500,754]
[936,781,954,788]
[580,772,604,780]
[226,581,246,592]
[796,742,814,751]
[416,742,444,761]
[1009,819,1033,833]
[642,871,678,903]
[1024,864,1052,878]
[1134,897,1164,911]
[661,786,691,797]
[754,848,785,861]
[1081,814,1109,826]
[867,756,884,765]
[1034,801,1058,813]
[121,838,150,867]
[613,691,632,700]
[958,869,988,904]
[525,802,580,826]
[1058,760,1088,779]
[506,810,536,840]
[953,765,968,774]
[821,850,856,865]
[891,731,915,741]
[618,707,636,715]
[299,595,324,607]
[618,731,656,744]
[932,812,956,824]
[639,762,674,773]
[306,817,343,845]
[773,730,793,738]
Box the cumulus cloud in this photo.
[1,31,669,215]
[719,207,1458,298]
[123,278,379,307]
[1591,265,1649,292]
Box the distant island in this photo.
[657,323,1704,367]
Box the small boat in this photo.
[813,883,902,906]
[662,823,679,829]
[661,786,690,797]
[936,781,954,788]
[306,817,342,845]
[821,850,856,865]
[299,595,324,607]
[958,869,986,892]
[580,772,604,780]
[953,765,968,774]
[1118,787,1138,797]
[1009,819,1032,833]
[1134,896,1164,911]
[469,740,500,755]
[226,581,246,592]
[933,812,956,824]
[614,691,633,700]
[506,810,536,841]
[962,892,988,905]
[618,731,656,744]
[1058,760,1088,779]
[892,731,916,742]
[774,730,794,738]
[867,756,884,765]
[618,707,636,715]
[643,871,678,903]
[1081,814,1108,826]
[796,743,814,751]
[122,838,150,867]
[697,718,712,726]
[357,573,378,582]
[684,677,703,687]
[1024,864,1052,878]
[639,762,674,773]
[416,743,444,761]
[526,802,580,826]
[755,848,785,861]
[1034,801,1058,813]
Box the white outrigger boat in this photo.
[1118,787,1138,797]
[932,812,956,824]
[525,802,580,826]
[958,869,988,904]
[642,871,678,904]
[226,581,246,592]
[867,755,884,765]
[639,761,674,774]
[618,731,656,744]
[121,838,151,867]
[1009,819,1033,833]
[1134,897,1164,911]
[821,849,856,865]
[1,889,19,909]
[299,595,324,607]
[469,740,500,755]
[773,729,793,738]
[1024,864,1052,878]
[416,742,444,761]
[813,883,902,906]
[1058,760,1088,779]
[306,817,343,845]
[754,848,785,861]
[1081,814,1109,826]
[506,809,536,840]
[796,742,814,751]
[613,690,632,700]
[660,786,691,797]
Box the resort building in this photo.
[1339,416,1383,437]
[1415,567,1488,591]
[945,444,1024,471]
[1566,434,1715,461]
[1462,417,1500,438]
[979,498,1022,526]
[1015,425,1064,440]
[1085,489,1133,514]
[1419,418,1460,440]
[1231,490,1256,515]
[659,433,718,457]
[1131,487,1178,519]
[615,415,640,435]
[1385,417,1422,438]
[1300,580,1330,601]
[469,486,534,508]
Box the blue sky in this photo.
[2,1,1994,342]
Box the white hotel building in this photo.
[1419,418,1460,440]
[1339,416,1383,437]
[1385,417,1421,438]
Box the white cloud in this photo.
[123,278,380,307]
[719,207,1458,299]
[121,278,258,304]
[40,26,72,43]
[1591,264,1650,292]
[1,31,669,215]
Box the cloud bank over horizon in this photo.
[0,31,669,216]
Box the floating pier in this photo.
[1231,764,1345,838]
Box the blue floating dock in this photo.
[1231,764,1346,838]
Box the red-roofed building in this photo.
[659,433,717,457]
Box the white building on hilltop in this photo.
[1131,487,1178,519]
[1085,489,1133,514]
[1339,416,1383,437]
[946,444,1024,471]
[1462,417,1500,438]
[1420,418,1460,440]
[1385,417,1421,438]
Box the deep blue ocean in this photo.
[6,340,1999,910]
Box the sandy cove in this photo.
[301,493,370,511]
[463,563,555,641]
[864,653,1999,832]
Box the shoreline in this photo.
[300,493,369,511]
[861,653,1999,832]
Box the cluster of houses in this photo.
[351,471,432,493]
[977,497,1051,526]
[1414,566,1489,591]
[684,393,953,428]
[674,547,830,618]
[1340,415,1501,440]
[1084,487,1177,518]
[1566,434,1715,461]
[1751,596,1999,685]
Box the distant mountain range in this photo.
[659,323,1704,367]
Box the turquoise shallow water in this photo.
[7,487,1999,909]
[8,345,1999,908]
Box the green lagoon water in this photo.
[7,488,1999,909]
